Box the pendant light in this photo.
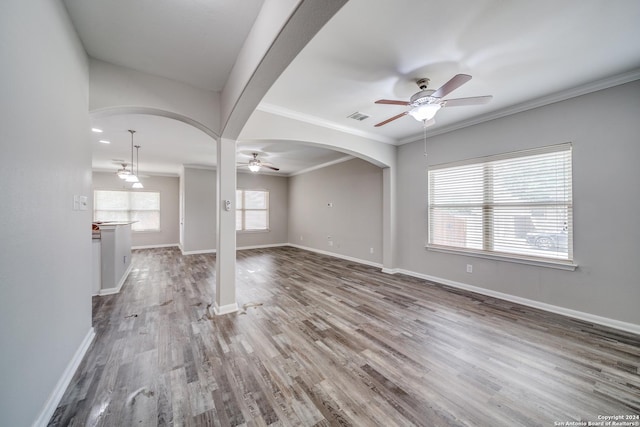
[132,143,144,189]
[125,130,139,183]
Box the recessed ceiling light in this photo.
[99,140,111,144]
[91,128,103,133]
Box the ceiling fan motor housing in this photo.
[416,78,430,89]
[410,89,436,106]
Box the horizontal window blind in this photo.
[94,190,160,231]
[428,143,572,264]
[236,189,269,231]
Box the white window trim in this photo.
[236,188,270,232]
[93,189,161,232]
[426,245,577,270]
[426,143,576,270]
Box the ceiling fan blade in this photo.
[443,95,493,107]
[263,165,280,171]
[375,99,410,106]
[374,111,408,127]
[431,74,472,99]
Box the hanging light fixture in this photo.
[116,164,131,179]
[124,130,139,183]
[248,160,261,172]
[408,103,441,122]
[132,143,144,189]
[247,152,262,172]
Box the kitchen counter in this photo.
[92,222,134,295]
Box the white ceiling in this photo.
[90,114,350,176]
[64,0,264,91]
[67,0,640,176]
[263,0,640,142]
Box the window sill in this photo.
[425,245,578,271]
[237,229,270,234]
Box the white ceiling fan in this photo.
[237,152,280,172]
[111,161,149,179]
[374,74,493,127]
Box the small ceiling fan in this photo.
[111,160,148,179]
[112,160,133,179]
[237,153,280,172]
[374,74,492,127]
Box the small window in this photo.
[94,190,160,231]
[428,143,573,266]
[236,189,269,231]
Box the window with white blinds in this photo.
[428,143,573,265]
[94,190,160,231]
[236,189,269,231]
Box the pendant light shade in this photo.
[132,141,143,189]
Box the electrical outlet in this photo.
[300,235,303,241]
[466,264,473,273]
[329,241,333,247]
[327,202,333,207]
[370,247,374,254]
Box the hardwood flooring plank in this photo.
[49,247,640,426]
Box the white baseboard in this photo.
[287,243,382,269]
[281,245,639,335]
[180,248,217,255]
[132,243,179,250]
[214,302,239,315]
[395,268,640,336]
[181,244,287,254]
[98,262,133,296]
[33,327,95,427]
[237,243,288,250]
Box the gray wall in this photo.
[237,172,289,248]
[179,168,289,252]
[288,158,383,264]
[92,172,180,247]
[181,167,217,253]
[0,1,93,425]
[397,80,640,325]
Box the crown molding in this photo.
[92,168,180,178]
[256,102,397,145]
[287,155,354,177]
[399,69,640,144]
[182,164,216,171]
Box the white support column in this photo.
[214,137,238,315]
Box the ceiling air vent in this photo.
[347,111,370,121]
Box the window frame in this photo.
[427,143,576,270]
[236,188,270,233]
[93,189,161,232]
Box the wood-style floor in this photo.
[50,247,640,426]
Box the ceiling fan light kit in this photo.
[408,103,441,121]
[124,174,139,183]
[117,168,131,179]
[374,73,493,127]
[240,152,280,173]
